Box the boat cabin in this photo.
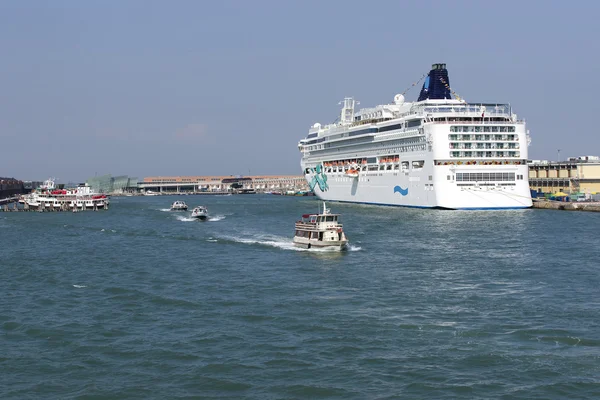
[299,213,340,225]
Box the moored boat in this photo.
[293,202,348,250]
[299,63,532,210]
[18,178,109,211]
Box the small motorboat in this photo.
[191,206,208,220]
[293,202,348,250]
[171,200,188,211]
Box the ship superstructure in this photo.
[298,63,532,210]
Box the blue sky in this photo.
[0,0,597,182]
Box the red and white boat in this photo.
[19,178,109,211]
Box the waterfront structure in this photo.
[298,63,532,210]
[86,175,138,194]
[139,175,308,194]
[528,156,600,196]
[0,177,24,199]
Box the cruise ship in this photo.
[298,63,532,210]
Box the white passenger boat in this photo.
[191,206,208,220]
[293,202,348,250]
[299,63,532,210]
[18,178,109,210]
[170,200,188,211]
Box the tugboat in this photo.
[170,200,188,211]
[191,206,208,220]
[293,202,348,250]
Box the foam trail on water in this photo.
[220,233,360,252]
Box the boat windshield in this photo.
[301,214,317,223]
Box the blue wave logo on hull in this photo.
[393,185,409,196]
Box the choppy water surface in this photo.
[2,195,600,399]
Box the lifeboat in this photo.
[345,168,359,178]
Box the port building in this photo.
[138,175,308,194]
[528,156,600,196]
[86,175,139,194]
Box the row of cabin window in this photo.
[317,161,425,174]
[450,126,516,133]
[450,151,520,158]
[452,173,525,182]
[305,135,427,153]
[296,230,316,238]
[456,172,515,182]
[450,142,519,149]
[307,161,425,175]
[310,216,337,222]
[295,230,329,239]
[449,134,517,141]
[306,126,425,151]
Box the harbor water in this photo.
[1,195,600,399]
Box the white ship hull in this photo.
[293,236,347,249]
[304,163,532,210]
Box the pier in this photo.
[532,199,600,212]
[0,196,20,205]
[138,175,309,194]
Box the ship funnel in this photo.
[417,63,452,101]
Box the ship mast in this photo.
[339,97,356,126]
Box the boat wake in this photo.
[175,215,196,222]
[346,244,362,251]
[174,214,223,222]
[219,233,361,252]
